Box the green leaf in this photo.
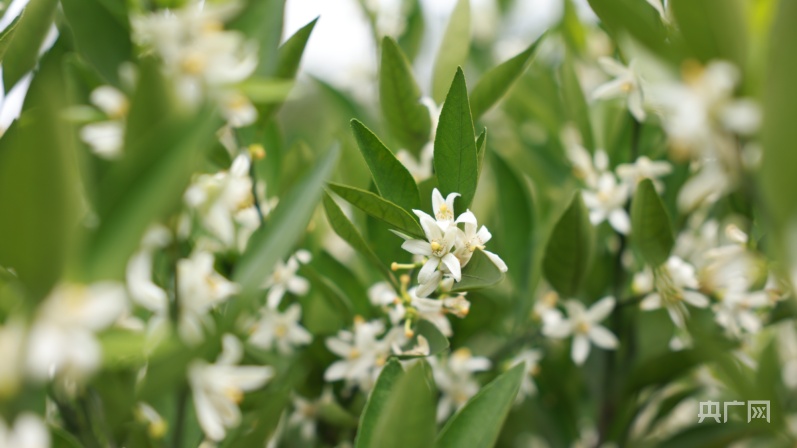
[274,17,317,79]
[0,45,79,300]
[475,128,486,182]
[436,363,525,448]
[350,119,421,211]
[470,34,544,120]
[60,0,133,85]
[1,0,59,91]
[432,0,471,103]
[354,360,404,448]
[237,78,294,103]
[586,0,674,61]
[560,52,595,151]
[303,265,354,323]
[542,193,594,297]
[322,192,397,287]
[434,67,478,211]
[631,178,674,266]
[368,362,437,448]
[491,151,534,292]
[450,249,505,292]
[397,0,425,61]
[234,145,340,294]
[327,182,424,238]
[761,0,797,261]
[228,0,285,76]
[380,37,432,156]
[669,0,747,66]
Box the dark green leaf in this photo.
[560,52,595,151]
[234,145,340,294]
[327,182,424,238]
[380,37,432,156]
[475,128,486,182]
[542,193,594,297]
[432,0,471,103]
[631,178,674,266]
[351,119,421,211]
[434,67,478,210]
[470,34,544,120]
[436,363,525,448]
[450,249,505,292]
[322,192,397,287]
[303,265,354,323]
[355,360,404,448]
[1,0,58,90]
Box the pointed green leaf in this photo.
[631,178,674,266]
[351,119,421,211]
[542,193,595,297]
[560,53,595,151]
[450,249,505,292]
[327,183,424,238]
[234,145,340,294]
[61,0,133,85]
[368,362,436,448]
[434,68,478,210]
[432,0,471,103]
[380,37,432,156]
[228,0,285,76]
[470,34,544,120]
[491,151,534,292]
[436,363,525,448]
[1,0,58,91]
[355,360,404,448]
[322,192,397,287]
[397,0,424,61]
[274,17,318,79]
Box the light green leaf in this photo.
[237,78,294,103]
[670,0,747,66]
[0,45,79,300]
[351,119,421,211]
[380,36,432,156]
[397,0,424,62]
[274,17,317,79]
[450,249,505,292]
[322,192,397,287]
[586,0,674,61]
[354,360,404,448]
[1,0,59,91]
[367,362,437,448]
[434,67,478,211]
[631,178,674,266]
[60,0,133,85]
[560,52,595,151]
[491,151,534,292]
[327,182,424,238]
[432,0,471,103]
[542,193,594,297]
[436,363,525,448]
[228,0,285,76]
[470,34,544,120]
[234,145,340,294]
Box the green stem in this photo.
[172,386,189,448]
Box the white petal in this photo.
[586,296,615,322]
[402,239,432,256]
[608,209,631,235]
[267,285,286,309]
[571,334,591,365]
[323,361,349,382]
[418,258,440,284]
[441,253,462,281]
[640,293,662,310]
[287,277,310,296]
[415,272,442,298]
[589,326,619,349]
[683,291,709,308]
[484,250,508,273]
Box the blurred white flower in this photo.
[80,85,129,159]
[533,290,563,326]
[543,297,618,365]
[592,58,646,122]
[136,402,167,440]
[177,251,239,345]
[288,394,321,440]
[511,349,543,402]
[262,250,312,309]
[324,318,400,391]
[397,143,434,183]
[127,224,171,314]
[639,256,709,328]
[27,282,127,381]
[582,172,631,234]
[249,304,312,354]
[564,141,608,189]
[0,320,26,397]
[0,413,50,448]
[431,348,491,421]
[454,210,507,272]
[615,156,672,191]
[189,334,273,441]
[400,211,461,297]
[778,323,797,390]
[712,279,769,338]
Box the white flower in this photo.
[189,334,273,441]
[511,349,543,402]
[615,156,672,191]
[262,250,311,309]
[27,283,127,381]
[400,212,462,297]
[430,348,491,421]
[712,280,769,338]
[639,256,709,328]
[177,251,239,344]
[0,413,50,448]
[185,154,258,249]
[368,282,399,308]
[533,290,563,326]
[581,172,631,234]
[565,142,609,189]
[324,319,399,391]
[542,297,618,365]
[80,86,129,159]
[0,320,26,397]
[592,58,646,122]
[431,188,460,229]
[397,143,434,183]
[777,323,797,390]
[127,225,171,314]
[454,210,508,272]
[288,395,319,440]
[676,158,734,212]
[393,335,431,357]
[249,304,312,354]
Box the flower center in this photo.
[274,324,288,338]
[224,386,244,404]
[181,52,207,75]
[576,320,590,334]
[436,203,453,221]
